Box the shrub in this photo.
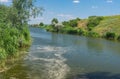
[117,35,120,41]
[45,25,54,32]
[105,32,116,40]
[0,48,7,59]
[63,26,77,34]
[87,16,104,31]
[0,23,31,59]
[68,29,77,34]
[22,27,31,41]
[77,29,84,35]
[39,22,44,26]
[87,31,100,37]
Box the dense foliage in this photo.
[0,0,42,70]
[51,18,59,24]
[117,35,120,41]
[39,22,44,26]
[105,32,116,40]
[62,18,80,27]
[87,16,103,31]
[44,15,120,41]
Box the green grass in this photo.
[44,15,120,40]
[93,15,120,36]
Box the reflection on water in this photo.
[1,27,120,79]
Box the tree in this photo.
[12,0,44,26]
[51,18,58,24]
[76,17,81,21]
[117,35,120,41]
[62,18,80,27]
[105,32,116,39]
[62,21,69,25]
[87,16,103,31]
[39,22,44,26]
[69,20,78,27]
[0,4,9,23]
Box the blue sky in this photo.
[0,0,120,24]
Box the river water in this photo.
[0,27,120,79]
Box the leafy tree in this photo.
[105,32,116,39]
[76,17,81,21]
[62,21,69,25]
[12,0,44,26]
[51,18,58,24]
[54,23,64,32]
[62,18,80,27]
[88,31,99,37]
[69,19,78,27]
[117,35,120,41]
[39,22,44,26]
[0,0,44,67]
[0,5,9,23]
[87,16,103,31]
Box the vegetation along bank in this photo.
[0,0,43,72]
[38,15,120,41]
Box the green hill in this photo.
[45,15,120,40]
[92,15,120,36]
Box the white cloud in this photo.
[57,14,74,19]
[106,0,113,3]
[0,0,9,2]
[73,0,80,3]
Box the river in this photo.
[0,27,120,79]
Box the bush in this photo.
[117,35,120,41]
[87,31,100,37]
[45,25,54,32]
[0,48,7,59]
[39,22,44,26]
[87,16,104,31]
[105,32,116,40]
[0,23,31,59]
[0,2,33,68]
[62,26,77,34]
[0,26,19,56]
[77,29,85,35]
[22,26,31,41]
[67,29,77,34]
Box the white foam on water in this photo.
[30,45,61,53]
[27,45,70,79]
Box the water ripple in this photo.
[26,45,70,79]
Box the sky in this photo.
[0,0,120,24]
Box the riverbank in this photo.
[0,24,32,72]
[39,15,120,41]
[0,49,29,73]
[0,26,31,71]
[0,0,40,72]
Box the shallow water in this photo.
[0,27,120,79]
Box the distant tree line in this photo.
[43,16,120,41]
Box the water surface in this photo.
[0,27,120,79]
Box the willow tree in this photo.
[9,0,44,48]
[11,0,43,26]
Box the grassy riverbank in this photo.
[0,6,31,71]
[0,0,42,72]
[0,23,31,72]
[40,15,120,41]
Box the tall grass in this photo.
[0,23,31,70]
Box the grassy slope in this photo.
[92,15,120,36]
